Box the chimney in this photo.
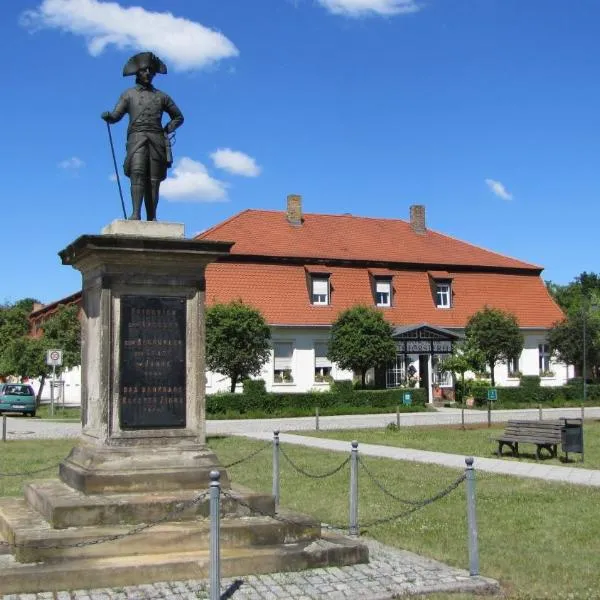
[286,194,303,226]
[409,204,426,234]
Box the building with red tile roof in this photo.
[30,196,567,402]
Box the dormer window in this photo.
[375,279,392,307]
[428,271,453,309]
[311,276,329,305]
[436,282,451,308]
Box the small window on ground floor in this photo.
[274,342,294,383]
[507,356,520,378]
[314,341,332,382]
[538,344,551,375]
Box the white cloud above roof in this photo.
[58,156,85,169]
[162,157,228,202]
[20,0,238,72]
[318,0,421,17]
[210,148,261,177]
[485,178,513,201]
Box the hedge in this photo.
[206,386,427,416]
[482,384,600,404]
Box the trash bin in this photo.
[560,418,584,461]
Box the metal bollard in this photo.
[272,430,280,509]
[465,457,479,577]
[349,441,359,536]
[487,401,491,428]
[396,405,400,428]
[538,404,543,421]
[209,470,221,600]
[2,416,6,442]
[315,406,320,431]
[461,406,465,431]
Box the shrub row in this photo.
[206,384,427,416]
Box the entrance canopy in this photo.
[391,324,462,355]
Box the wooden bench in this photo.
[493,420,563,460]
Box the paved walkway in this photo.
[3,405,599,440]
[242,431,600,487]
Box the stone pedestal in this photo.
[57,221,234,492]
[0,220,369,594]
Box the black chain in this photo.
[279,446,350,479]
[358,456,423,506]
[0,462,63,477]
[359,473,467,529]
[222,442,271,469]
[0,489,211,550]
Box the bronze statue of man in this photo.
[101,52,184,221]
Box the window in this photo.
[311,277,329,305]
[432,354,452,386]
[274,342,294,383]
[435,282,451,308]
[507,356,520,377]
[375,279,391,307]
[314,342,332,381]
[538,344,551,374]
[386,355,407,388]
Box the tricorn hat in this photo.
[122,52,168,77]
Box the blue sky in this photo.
[3,0,599,305]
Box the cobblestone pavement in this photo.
[0,537,499,599]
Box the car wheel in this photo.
[29,411,36,418]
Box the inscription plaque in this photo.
[119,296,186,429]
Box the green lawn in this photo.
[2,437,600,598]
[301,421,598,468]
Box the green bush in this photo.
[206,387,427,418]
[330,379,353,394]
[242,378,267,397]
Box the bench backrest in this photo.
[503,420,563,441]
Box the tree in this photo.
[464,307,523,386]
[205,301,271,393]
[547,311,600,380]
[441,342,486,403]
[328,305,397,388]
[41,305,81,370]
[546,271,600,315]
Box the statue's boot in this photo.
[145,180,160,221]
[129,183,143,220]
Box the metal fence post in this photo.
[2,416,6,442]
[315,406,320,431]
[461,406,465,431]
[272,430,280,509]
[396,405,400,428]
[349,441,359,536]
[209,470,221,600]
[538,404,543,421]
[465,457,479,577]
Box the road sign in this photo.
[46,349,63,367]
[403,392,412,406]
[487,388,497,402]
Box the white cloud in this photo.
[58,156,85,169]
[21,0,238,72]
[318,0,421,17]
[210,148,261,177]
[485,178,513,201]
[108,173,117,181]
[162,157,228,202]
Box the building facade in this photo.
[29,197,567,404]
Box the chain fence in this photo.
[279,445,350,479]
[0,462,63,477]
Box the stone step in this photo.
[0,532,369,594]
[0,498,321,563]
[23,479,274,528]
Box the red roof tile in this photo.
[205,263,564,329]
[198,210,541,271]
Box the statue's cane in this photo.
[105,122,127,219]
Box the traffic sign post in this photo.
[486,388,497,429]
[46,350,63,417]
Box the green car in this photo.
[0,383,36,417]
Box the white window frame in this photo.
[273,341,294,384]
[435,282,451,308]
[538,343,551,375]
[432,354,453,387]
[311,277,329,305]
[314,341,332,381]
[507,356,520,378]
[375,279,392,307]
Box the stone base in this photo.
[101,219,185,238]
[0,533,368,594]
[58,442,230,493]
